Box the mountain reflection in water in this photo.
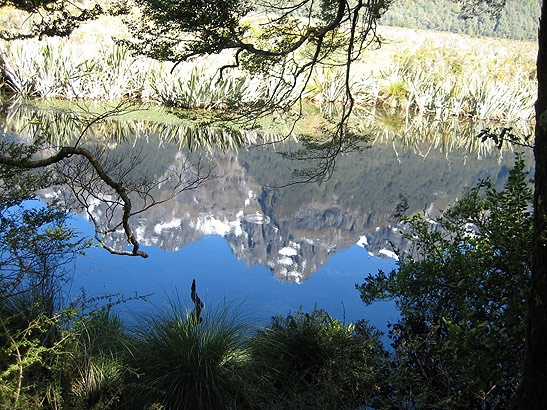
[1,104,532,330]
[76,130,522,284]
[67,125,528,332]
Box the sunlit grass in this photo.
[0,23,537,123]
[69,310,131,409]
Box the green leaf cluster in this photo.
[358,153,532,408]
[0,302,132,410]
[0,139,90,308]
[0,0,105,40]
[0,138,95,409]
[122,0,252,61]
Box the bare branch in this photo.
[0,145,150,257]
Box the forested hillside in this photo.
[381,0,541,41]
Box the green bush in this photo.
[0,300,133,410]
[358,153,532,409]
[67,309,132,410]
[128,300,249,410]
[0,304,65,409]
[243,309,390,410]
[0,139,91,410]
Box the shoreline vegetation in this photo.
[1,98,529,162]
[0,288,390,410]
[0,18,537,125]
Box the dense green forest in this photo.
[381,0,541,41]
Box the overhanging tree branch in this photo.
[0,145,149,257]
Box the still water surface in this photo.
[1,103,531,335]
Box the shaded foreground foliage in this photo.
[358,153,532,408]
[1,301,389,410]
[0,138,93,408]
[243,309,389,410]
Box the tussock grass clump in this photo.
[128,300,249,410]
[0,24,537,123]
[68,310,132,410]
[242,309,390,410]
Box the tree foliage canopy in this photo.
[358,154,533,408]
[0,0,108,40]
[381,0,540,41]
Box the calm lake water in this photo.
[1,103,533,337]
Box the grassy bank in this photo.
[0,19,537,123]
[0,295,388,410]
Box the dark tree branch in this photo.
[0,145,148,257]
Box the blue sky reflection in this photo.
[69,215,398,338]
